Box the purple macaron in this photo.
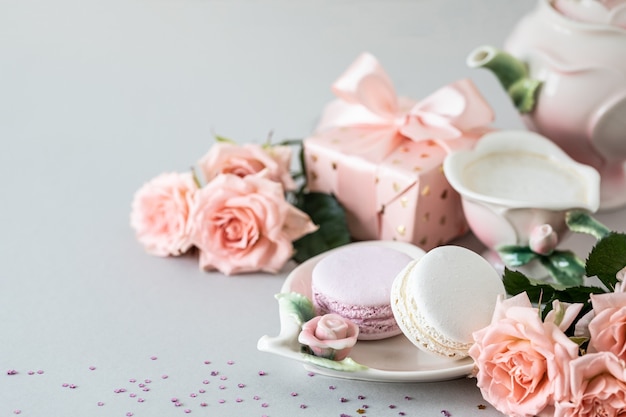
[311,245,413,340]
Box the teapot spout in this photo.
[467,46,541,114]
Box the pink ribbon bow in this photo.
[316,52,494,156]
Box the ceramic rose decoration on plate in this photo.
[130,136,351,275]
[298,313,359,361]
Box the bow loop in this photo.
[316,53,494,158]
[400,79,494,152]
[331,52,400,120]
[411,79,494,133]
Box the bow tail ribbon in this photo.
[400,79,494,152]
[316,53,415,160]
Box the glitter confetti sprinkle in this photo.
[4,352,461,416]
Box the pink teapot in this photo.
[467,0,626,210]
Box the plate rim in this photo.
[258,241,476,382]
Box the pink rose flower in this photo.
[198,142,296,191]
[554,352,626,417]
[469,293,582,417]
[588,292,626,360]
[298,314,359,361]
[130,172,198,256]
[529,224,559,256]
[189,174,317,275]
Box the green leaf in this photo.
[276,138,303,147]
[553,285,606,303]
[569,336,589,347]
[540,250,586,287]
[497,245,538,267]
[275,292,317,326]
[502,268,556,302]
[502,269,606,335]
[292,192,351,263]
[214,134,236,144]
[566,210,611,240]
[586,232,626,291]
[301,355,368,372]
[190,166,203,188]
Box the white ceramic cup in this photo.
[443,130,600,255]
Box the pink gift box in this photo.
[303,53,494,250]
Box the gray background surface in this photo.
[2,1,625,416]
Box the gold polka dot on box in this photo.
[302,52,495,250]
[304,130,478,251]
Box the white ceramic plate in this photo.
[257,241,476,382]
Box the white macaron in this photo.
[390,245,505,358]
